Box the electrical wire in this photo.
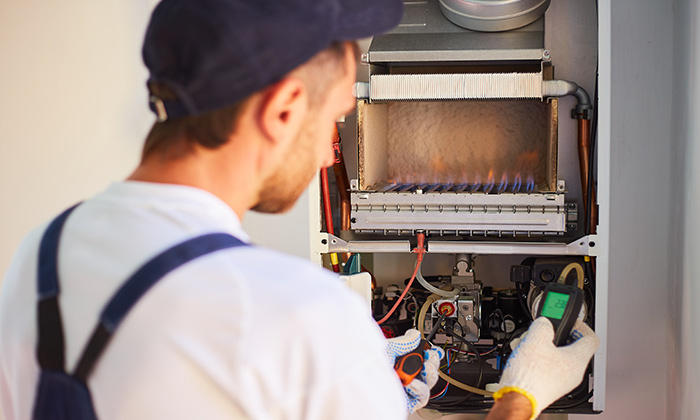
[446,327,484,390]
[417,293,493,397]
[426,311,447,342]
[586,67,599,235]
[448,346,498,357]
[584,257,596,326]
[377,233,426,325]
[549,390,594,409]
[515,282,533,321]
[431,349,453,400]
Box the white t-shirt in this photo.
[0,181,407,420]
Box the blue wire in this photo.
[431,349,452,400]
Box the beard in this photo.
[251,118,320,214]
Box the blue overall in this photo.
[32,204,247,420]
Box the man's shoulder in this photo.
[159,242,362,309]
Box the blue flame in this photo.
[470,175,482,193]
[526,175,535,193]
[513,174,522,193]
[498,173,508,194]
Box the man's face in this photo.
[253,44,357,214]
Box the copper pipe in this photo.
[331,127,353,264]
[577,119,591,213]
[578,119,598,235]
[330,129,377,288]
[331,128,352,232]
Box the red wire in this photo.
[377,233,426,325]
[320,167,340,272]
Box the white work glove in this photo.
[385,329,444,414]
[494,318,599,419]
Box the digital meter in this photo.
[536,283,585,346]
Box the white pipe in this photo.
[416,263,459,297]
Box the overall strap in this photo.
[37,203,82,371]
[73,233,247,382]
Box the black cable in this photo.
[445,327,484,389]
[502,325,529,357]
[426,311,447,343]
[584,259,596,326]
[549,390,594,409]
[516,282,533,321]
[426,327,487,408]
[586,65,599,235]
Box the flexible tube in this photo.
[417,294,493,397]
[416,266,459,297]
[557,262,585,289]
[377,234,426,325]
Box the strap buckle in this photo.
[150,96,168,122]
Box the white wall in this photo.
[0,1,158,277]
[0,2,160,418]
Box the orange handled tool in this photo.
[394,339,430,386]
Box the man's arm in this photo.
[485,392,532,420]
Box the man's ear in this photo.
[258,77,309,145]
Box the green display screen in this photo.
[541,291,570,320]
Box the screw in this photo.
[466,315,473,321]
[321,239,327,245]
[351,217,357,224]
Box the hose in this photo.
[557,262,585,289]
[416,265,459,297]
[418,293,493,397]
[377,234,426,325]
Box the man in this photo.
[0,0,598,419]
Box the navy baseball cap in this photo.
[143,0,404,121]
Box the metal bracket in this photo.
[317,233,411,254]
[317,233,599,256]
[428,235,600,256]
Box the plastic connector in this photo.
[510,265,532,284]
